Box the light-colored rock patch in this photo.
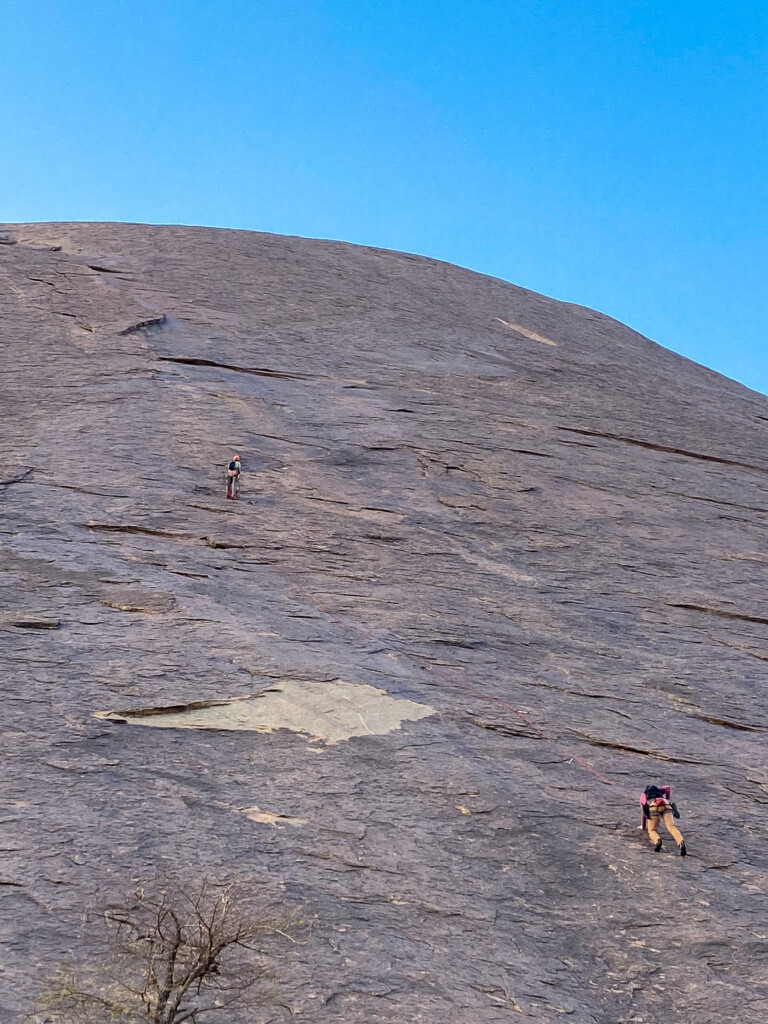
[241,805,308,826]
[97,678,436,744]
[495,317,558,345]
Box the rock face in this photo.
[1,222,767,1023]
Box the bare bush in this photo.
[27,878,300,1024]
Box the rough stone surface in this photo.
[1,222,767,1023]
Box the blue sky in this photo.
[1,0,766,394]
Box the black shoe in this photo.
[679,842,687,857]
[654,839,662,852]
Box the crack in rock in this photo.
[0,614,60,630]
[119,314,168,335]
[0,468,33,487]
[558,427,768,475]
[572,733,710,764]
[82,523,195,541]
[680,709,762,732]
[667,602,768,627]
[156,355,312,380]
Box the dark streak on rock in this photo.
[0,468,33,487]
[559,427,768,475]
[670,492,768,514]
[472,717,531,739]
[81,523,192,540]
[573,734,707,764]
[3,617,61,630]
[45,482,130,498]
[667,602,768,627]
[100,697,247,721]
[683,711,761,732]
[156,356,311,380]
[119,315,167,335]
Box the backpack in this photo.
[640,785,679,825]
[228,461,239,474]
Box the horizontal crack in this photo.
[120,315,167,335]
[1,617,61,630]
[81,523,194,540]
[44,481,131,498]
[667,602,768,627]
[558,427,768,475]
[572,734,708,764]
[156,356,311,380]
[471,717,531,738]
[670,491,768,514]
[710,637,768,663]
[682,710,761,732]
[0,468,33,487]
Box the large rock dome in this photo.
[1,222,767,1023]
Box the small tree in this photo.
[29,878,299,1024]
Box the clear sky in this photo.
[1,1,766,394]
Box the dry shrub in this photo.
[27,877,302,1024]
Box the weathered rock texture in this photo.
[1,222,767,1023]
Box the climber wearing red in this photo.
[640,785,686,855]
[226,454,241,500]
